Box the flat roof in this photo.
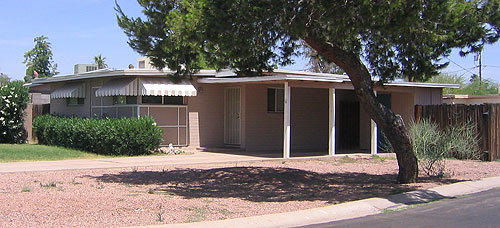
[26,68,459,89]
[444,94,500,99]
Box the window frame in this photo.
[67,97,85,106]
[267,87,284,113]
[141,96,185,105]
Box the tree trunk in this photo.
[304,37,418,183]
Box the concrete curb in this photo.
[130,175,500,228]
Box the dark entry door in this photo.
[339,101,360,149]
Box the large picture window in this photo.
[113,96,137,105]
[142,96,184,105]
[267,88,284,112]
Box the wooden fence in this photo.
[415,104,500,161]
[24,104,50,143]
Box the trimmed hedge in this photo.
[33,115,163,156]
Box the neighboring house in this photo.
[26,64,458,158]
[74,64,98,74]
[443,94,500,105]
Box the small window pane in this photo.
[276,88,284,112]
[126,96,137,104]
[142,96,162,104]
[67,97,84,106]
[267,88,276,112]
[113,96,137,105]
[163,96,184,105]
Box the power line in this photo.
[445,57,477,75]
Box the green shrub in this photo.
[443,121,481,160]
[410,118,481,176]
[409,119,447,177]
[0,81,30,143]
[33,115,162,156]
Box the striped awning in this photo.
[50,82,85,99]
[95,77,138,97]
[140,78,197,96]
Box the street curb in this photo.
[128,175,500,228]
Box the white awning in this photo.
[95,77,138,97]
[141,78,197,96]
[50,82,85,99]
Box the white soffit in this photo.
[50,82,85,99]
[95,77,138,97]
[141,77,197,96]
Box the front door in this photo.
[224,87,241,145]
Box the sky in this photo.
[1,1,500,82]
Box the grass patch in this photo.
[495,159,500,162]
[21,187,31,192]
[0,144,110,163]
[184,206,209,223]
[338,156,357,164]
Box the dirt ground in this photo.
[1,156,499,227]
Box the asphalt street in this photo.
[299,188,500,228]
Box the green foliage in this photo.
[442,121,481,160]
[94,54,108,69]
[409,119,447,177]
[23,35,58,82]
[301,41,345,74]
[426,74,466,94]
[0,81,30,144]
[459,78,498,95]
[410,119,481,176]
[33,115,163,156]
[428,74,498,95]
[0,144,107,162]
[0,73,9,86]
[116,0,500,82]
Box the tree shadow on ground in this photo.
[87,167,461,203]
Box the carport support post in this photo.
[283,82,291,159]
[371,91,378,155]
[328,88,336,156]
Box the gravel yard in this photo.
[1,155,499,227]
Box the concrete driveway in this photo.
[0,152,280,173]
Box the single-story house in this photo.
[27,66,458,158]
[443,94,500,105]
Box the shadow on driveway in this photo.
[87,167,461,203]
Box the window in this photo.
[142,96,184,105]
[267,88,284,112]
[113,96,137,105]
[67,98,84,106]
[138,60,145,69]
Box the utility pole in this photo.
[475,51,482,85]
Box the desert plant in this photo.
[0,81,30,143]
[409,119,447,177]
[443,120,481,160]
[33,115,162,156]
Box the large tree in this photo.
[94,54,108,69]
[23,35,58,82]
[117,0,500,183]
[0,73,9,86]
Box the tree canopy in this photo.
[0,73,9,86]
[23,36,58,82]
[428,74,499,95]
[117,0,500,183]
[94,54,108,69]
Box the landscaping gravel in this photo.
[0,155,499,227]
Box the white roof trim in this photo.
[50,82,85,99]
[95,77,138,97]
[198,74,345,84]
[141,78,197,96]
[385,81,460,89]
[29,69,217,85]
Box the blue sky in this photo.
[1,1,500,83]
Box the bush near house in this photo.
[409,119,481,176]
[0,81,30,144]
[33,115,162,156]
